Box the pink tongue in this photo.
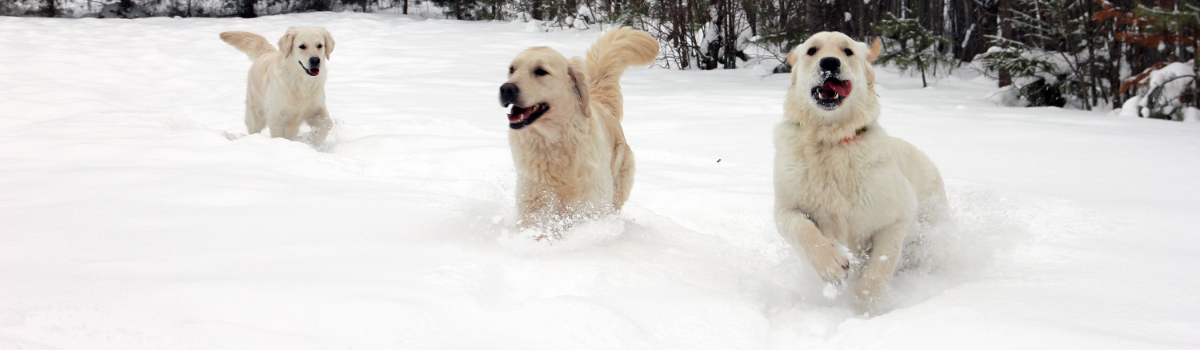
[310,68,319,75]
[828,80,851,96]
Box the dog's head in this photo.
[279,27,335,77]
[499,47,589,131]
[787,32,881,116]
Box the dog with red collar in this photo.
[774,32,949,304]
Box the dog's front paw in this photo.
[806,241,850,283]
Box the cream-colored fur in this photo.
[500,27,659,232]
[220,27,335,144]
[774,32,948,302]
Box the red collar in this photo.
[839,126,869,144]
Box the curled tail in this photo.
[220,31,276,61]
[584,27,659,121]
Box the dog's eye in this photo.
[534,68,548,76]
[843,48,853,56]
[299,44,306,50]
[806,47,818,56]
[317,44,323,49]
[509,66,515,74]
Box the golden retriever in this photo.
[220,27,335,144]
[774,32,948,302]
[499,27,659,234]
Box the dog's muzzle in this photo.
[499,83,548,129]
[499,83,519,107]
[298,59,320,76]
[506,103,549,129]
[811,58,851,110]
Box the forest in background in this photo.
[3,0,1197,120]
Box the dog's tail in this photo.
[220,31,276,61]
[584,27,659,122]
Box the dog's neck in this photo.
[783,90,880,147]
[274,64,326,97]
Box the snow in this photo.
[1137,61,1197,119]
[2,12,1200,349]
[1120,95,1142,117]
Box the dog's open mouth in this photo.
[298,61,319,76]
[810,78,852,110]
[507,102,549,129]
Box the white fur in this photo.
[503,28,658,234]
[774,32,948,302]
[220,27,335,144]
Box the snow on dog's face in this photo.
[499,47,589,131]
[279,27,334,77]
[787,32,880,114]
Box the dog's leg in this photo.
[611,144,635,211]
[267,111,287,139]
[245,102,266,134]
[811,212,850,247]
[855,220,909,302]
[776,208,849,283]
[307,108,333,145]
[273,115,301,141]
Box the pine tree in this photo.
[874,13,956,88]
[1131,3,1200,117]
[1112,3,1200,120]
[429,0,478,19]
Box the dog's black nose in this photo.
[309,56,321,67]
[819,57,840,72]
[499,83,519,105]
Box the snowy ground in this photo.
[1,12,1198,349]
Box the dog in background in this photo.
[774,32,948,302]
[221,27,335,144]
[499,27,659,233]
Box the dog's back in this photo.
[583,28,658,212]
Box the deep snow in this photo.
[1,12,1198,349]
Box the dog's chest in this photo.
[511,130,614,204]
[774,126,886,212]
[789,149,868,204]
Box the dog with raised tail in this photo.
[774,32,948,303]
[220,27,335,144]
[499,27,659,234]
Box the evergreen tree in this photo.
[874,13,956,88]
[430,0,479,19]
[975,0,1108,109]
[1130,3,1200,116]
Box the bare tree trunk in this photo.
[1194,39,1199,113]
[997,0,1013,87]
[1085,1,1099,108]
[403,0,408,14]
[241,0,257,17]
[41,0,56,17]
[1109,34,1122,109]
[919,57,928,88]
[531,0,543,20]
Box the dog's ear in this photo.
[786,49,798,67]
[278,27,297,57]
[568,58,591,118]
[319,27,334,60]
[866,38,882,63]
